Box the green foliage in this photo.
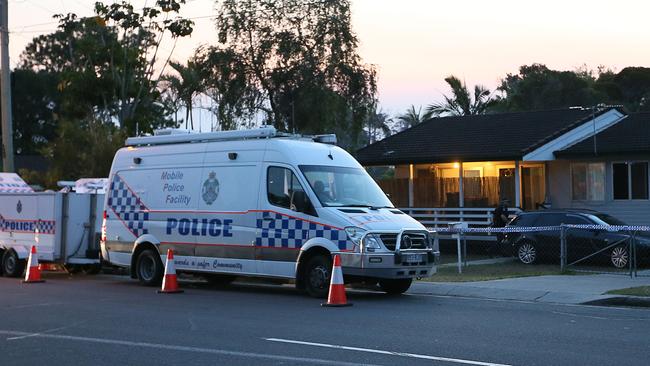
[13,1,193,185]
[211,0,377,148]
[397,105,432,130]
[161,59,207,129]
[496,64,604,111]
[19,1,194,135]
[38,119,125,188]
[364,105,394,144]
[600,67,650,111]
[192,46,260,131]
[11,70,60,155]
[427,76,496,116]
[495,64,650,112]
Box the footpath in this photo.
[411,271,650,307]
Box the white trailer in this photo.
[0,174,104,277]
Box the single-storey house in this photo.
[356,107,650,227]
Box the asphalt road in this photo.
[0,273,649,366]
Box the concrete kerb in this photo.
[410,277,650,307]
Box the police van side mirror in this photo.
[290,190,317,217]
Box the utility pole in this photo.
[0,0,13,172]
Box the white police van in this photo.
[101,127,438,297]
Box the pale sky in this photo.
[7,0,650,118]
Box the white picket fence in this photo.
[399,207,522,241]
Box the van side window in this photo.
[267,167,316,215]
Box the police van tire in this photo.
[2,250,26,278]
[379,278,412,295]
[304,255,332,299]
[136,249,163,286]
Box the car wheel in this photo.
[304,255,332,298]
[610,245,629,269]
[517,242,538,264]
[379,278,412,295]
[136,249,163,286]
[2,250,26,278]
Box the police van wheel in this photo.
[304,255,332,299]
[2,250,26,278]
[136,249,163,286]
[379,278,412,295]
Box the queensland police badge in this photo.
[202,172,219,205]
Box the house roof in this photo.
[554,112,650,158]
[356,108,617,166]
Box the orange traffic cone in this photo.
[158,249,183,294]
[23,246,45,283]
[321,254,352,307]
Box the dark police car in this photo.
[502,209,650,268]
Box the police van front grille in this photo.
[380,234,398,251]
[379,233,428,251]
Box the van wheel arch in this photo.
[296,246,331,291]
[130,242,161,279]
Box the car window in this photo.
[510,214,536,226]
[267,166,305,209]
[534,213,565,226]
[563,215,590,225]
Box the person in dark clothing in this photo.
[492,199,510,228]
[490,199,510,257]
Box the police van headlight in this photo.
[361,234,382,252]
[345,226,366,245]
[345,227,381,252]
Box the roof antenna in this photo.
[592,106,597,156]
[328,149,333,160]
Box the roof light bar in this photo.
[125,127,278,146]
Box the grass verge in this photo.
[421,262,571,282]
[606,286,650,297]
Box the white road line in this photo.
[0,330,375,366]
[264,338,512,366]
[6,323,82,341]
[9,302,67,309]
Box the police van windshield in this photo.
[300,165,393,208]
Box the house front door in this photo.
[521,166,545,210]
[498,168,516,204]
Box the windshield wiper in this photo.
[340,204,394,210]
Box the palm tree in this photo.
[397,105,432,130]
[366,108,393,144]
[426,75,496,117]
[162,60,205,129]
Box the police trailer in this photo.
[0,174,104,277]
[101,127,439,297]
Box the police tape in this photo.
[428,226,562,233]
[428,224,650,234]
[563,224,650,232]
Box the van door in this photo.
[145,167,202,258]
[195,163,260,275]
[105,170,152,260]
[257,164,319,277]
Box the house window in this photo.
[571,163,605,201]
[613,162,649,200]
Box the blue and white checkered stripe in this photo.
[107,174,149,237]
[0,182,33,193]
[35,220,55,234]
[256,211,350,250]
